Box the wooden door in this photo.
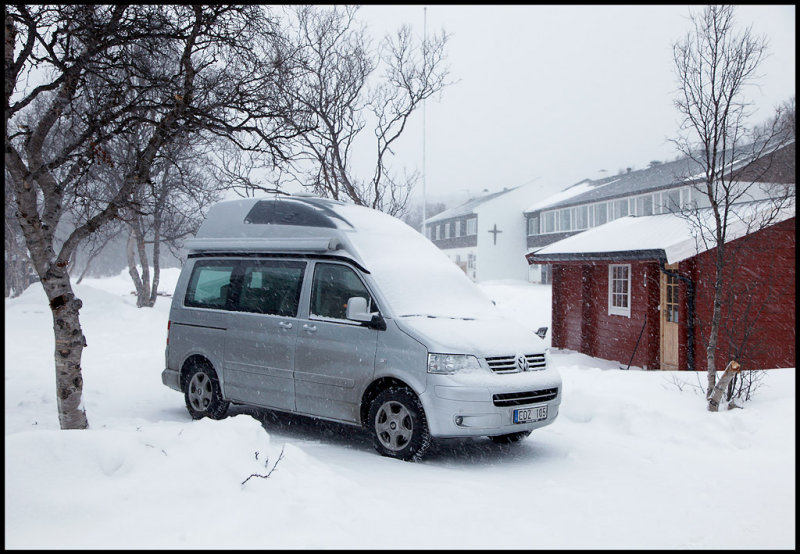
[659,264,680,370]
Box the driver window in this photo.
[310,263,374,320]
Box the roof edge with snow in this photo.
[527,201,795,265]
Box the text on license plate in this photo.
[513,405,547,424]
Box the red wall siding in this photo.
[552,264,583,352]
[550,217,795,372]
[551,261,660,369]
[689,217,795,372]
[584,261,660,369]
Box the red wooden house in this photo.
[527,204,795,372]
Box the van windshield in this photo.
[336,205,498,319]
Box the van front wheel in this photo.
[184,363,229,420]
[368,388,431,461]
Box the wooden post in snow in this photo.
[707,360,741,412]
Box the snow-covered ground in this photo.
[4,270,795,549]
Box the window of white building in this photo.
[689,186,713,209]
[527,216,539,236]
[613,198,629,219]
[593,203,608,226]
[574,205,589,230]
[543,211,556,233]
[635,194,654,216]
[559,208,571,231]
[664,189,681,213]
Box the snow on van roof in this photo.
[329,202,497,318]
[190,196,497,319]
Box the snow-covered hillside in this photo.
[4,271,795,549]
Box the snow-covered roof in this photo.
[424,186,519,224]
[529,201,795,265]
[524,180,605,212]
[525,139,796,214]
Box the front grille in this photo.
[493,388,558,407]
[485,353,546,373]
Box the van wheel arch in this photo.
[360,377,416,427]
[367,387,431,461]
[182,356,229,420]
[180,355,216,391]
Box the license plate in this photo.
[513,405,547,424]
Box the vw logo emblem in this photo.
[515,354,529,372]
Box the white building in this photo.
[423,185,539,282]
[523,139,795,283]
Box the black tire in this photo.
[367,387,431,461]
[183,362,229,420]
[488,430,532,444]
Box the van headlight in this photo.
[427,353,481,374]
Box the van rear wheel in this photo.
[368,388,431,461]
[184,363,229,420]
[488,430,532,444]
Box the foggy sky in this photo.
[357,5,796,207]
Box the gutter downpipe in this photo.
[658,257,695,372]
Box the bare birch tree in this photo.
[4,177,37,297]
[273,5,451,216]
[127,143,222,307]
[671,5,795,408]
[5,5,301,429]
[85,130,222,307]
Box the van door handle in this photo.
[303,324,317,333]
[278,321,293,329]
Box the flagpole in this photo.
[422,6,428,237]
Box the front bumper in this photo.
[419,368,562,438]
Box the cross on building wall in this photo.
[488,223,502,245]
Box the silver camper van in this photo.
[162,195,561,461]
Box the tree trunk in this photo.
[148,208,163,306]
[126,228,149,307]
[149,233,161,307]
[42,272,89,429]
[707,360,741,412]
[134,223,152,307]
[705,241,726,398]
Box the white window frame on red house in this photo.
[608,264,631,317]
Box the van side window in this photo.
[310,263,374,320]
[184,261,235,309]
[236,260,306,317]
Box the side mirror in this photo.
[346,296,386,331]
[346,297,373,322]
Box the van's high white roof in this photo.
[187,195,498,319]
[188,196,367,265]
